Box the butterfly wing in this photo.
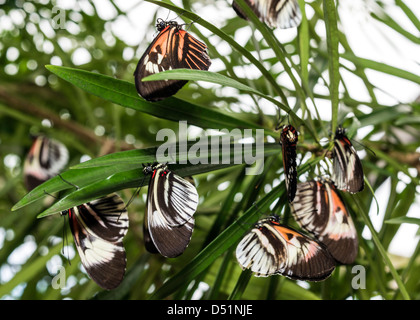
[177,29,212,71]
[68,193,129,290]
[145,166,198,258]
[23,136,69,191]
[236,218,335,280]
[332,130,364,193]
[290,180,358,264]
[233,0,302,29]
[280,125,298,202]
[134,25,211,101]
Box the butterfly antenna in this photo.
[43,190,57,199]
[252,201,266,219]
[183,15,200,31]
[173,11,186,22]
[274,111,282,131]
[58,174,79,190]
[234,202,264,231]
[118,172,148,221]
[352,139,376,157]
[122,186,142,213]
[168,143,177,164]
[274,110,288,131]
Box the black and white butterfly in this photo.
[23,135,69,191]
[279,125,298,202]
[134,18,212,102]
[236,215,336,280]
[62,193,129,290]
[290,178,358,264]
[142,163,198,258]
[332,127,364,193]
[232,0,302,29]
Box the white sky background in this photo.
[0,0,419,291]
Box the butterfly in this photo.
[236,215,336,280]
[332,127,364,193]
[142,163,199,258]
[62,193,129,290]
[232,0,302,29]
[290,178,358,264]
[279,125,298,202]
[134,18,212,102]
[23,135,69,191]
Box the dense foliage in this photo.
[0,0,419,300]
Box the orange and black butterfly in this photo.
[236,215,336,281]
[279,125,298,202]
[233,0,301,29]
[290,178,358,264]
[134,18,212,102]
[332,127,364,193]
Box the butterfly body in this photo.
[279,125,298,202]
[134,19,211,101]
[290,178,358,264]
[143,163,198,258]
[63,193,129,290]
[236,215,335,280]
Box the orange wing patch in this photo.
[134,19,211,101]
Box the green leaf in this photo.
[13,143,281,216]
[143,69,261,95]
[37,163,234,218]
[323,0,340,135]
[385,216,420,226]
[395,0,420,32]
[144,69,291,112]
[371,11,420,45]
[228,269,252,300]
[298,0,310,89]
[341,53,420,85]
[45,65,264,132]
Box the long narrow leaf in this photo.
[341,53,420,85]
[13,142,280,216]
[323,0,340,135]
[45,65,263,131]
